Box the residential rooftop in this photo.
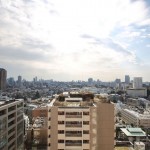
[28,117,48,129]
[53,92,110,107]
[0,99,23,107]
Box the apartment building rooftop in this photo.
[53,92,110,107]
[0,98,23,107]
[32,117,47,128]
[115,147,134,150]
[123,108,150,119]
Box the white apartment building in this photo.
[133,77,143,89]
[0,99,24,150]
[121,109,150,128]
[126,88,147,97]
[47,93,115,150]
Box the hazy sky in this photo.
[0,0,150,81]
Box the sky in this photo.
[0,0,150,81]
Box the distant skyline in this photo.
[0,0,150,81]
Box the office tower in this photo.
[125,75,130,84]
[0,99,24,150]
[0,68,7,91]
[47,92,115,150]
[115,79,121,84]
[7,77,15,87]
[133,77,142,89]
[33,76,38,83]
[18,75,22,87]
[88,78,93,85]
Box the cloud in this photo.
[81,34,137,63]
[0,0,150,81]
[0,46,49,61]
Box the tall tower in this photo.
[125,75,130,84]
[133,77,142,89]
[0,68,7,91]
[18,75,22,87]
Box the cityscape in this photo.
[0,68,150,150]
[1,0,150,150]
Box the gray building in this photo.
[0,68,7,91]
[125,75,130,84]
[0,99,24,150]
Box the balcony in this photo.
[66,124,82,128]
[65,142,82,146]
[66,133,82,137]
[65,140,82,144]
[8,106,16,112]
[0,139,7,149]
[0,109,6,116]
[8,120,15,128]
[66,115,82,118]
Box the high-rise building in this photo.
[7,77,15,87]
[88,78,93,84]
[0,68,7,91]
[125,75,130,84]
[47,92,115,150]
[115,79,121,84]
[133,77,143,89]
[17,75,22,87]
[0,99,24,150]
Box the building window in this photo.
[83,121,89,125]
[8,141,15,149]
[17,102,23,108]
[83,140,89,143]
[83,130,89,134]
[58,111,64,115]
[65,140,82,146]
[58,121,64,124]
[0,109,6,116]
[58,130,64,134]
[66,121,82,127]
[8,106,16,112]
[65,131,82,137]
[58,140,64,143]
[83,112,89,115]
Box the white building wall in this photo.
[133,77,143,89]
[127,89,147,97]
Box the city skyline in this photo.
[0,0,150,81]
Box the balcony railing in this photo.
[0,139,7,149]
[65,143,82,146]
[66,115,82,118]
[65,124,82,127]
[66,133,82,137]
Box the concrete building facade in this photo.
[127,88,147,98]
[47,93,115,150]
[121,109,150,128]
[0,68,7,91]
[133,77,143,89]
[0,99,24,150]
[26,106,48,149]
[125,75,130,84]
